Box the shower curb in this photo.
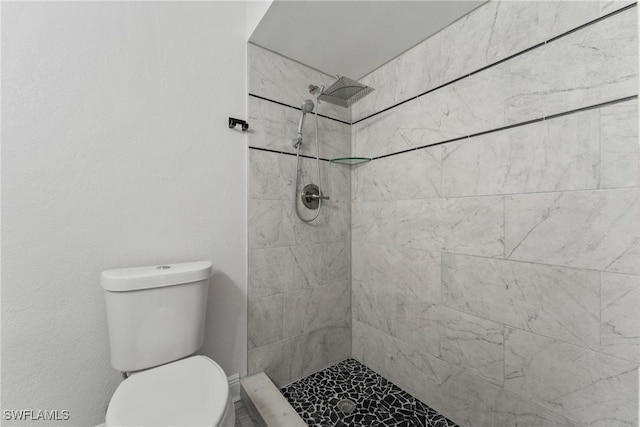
[240,372,306,427]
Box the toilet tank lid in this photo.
[101,261,213,292]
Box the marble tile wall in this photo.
[353,4,637,158]
[351,2,639,427]
[247,46,352,387]
[352,1,634,123]
[249,43,351,123]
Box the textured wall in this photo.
[246,44,352,386]
[2,3,248,425]
[351,2,639,427]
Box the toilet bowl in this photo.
[100,261,234,427]
[106,356,234,427]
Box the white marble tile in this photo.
[442,254,601,349]
[396,196,504,257]
[326,162,350,204]
[248,199,283,248]
[352,279,396,335]
[353,320,570,427]
[248,95,350,158]
[487,389,578,427]
[283,281,350,338]
[351,202,396,245]
[601,272,640,363]
[254,242,347,294]
[249,149,295,200]
[353,89,469,158]
[392,40,428,107]
[442,109,600,197]
[289,325,351,380]
[600,100,639,189]
[500,8,637,124]
[248,44,350,123]
[248,325,350,388]
[354,8,637,158]
[409,352,502,427]
[248,338,293,387]
[248,295,283,350]
[505,189,640,274]
[351,319,387,375]
[283,108,350,159]
[285,200,350,246]
[352,1,605,122]
[435,306,504,386]
[282,201,333,246]
[352,241,441,302]
[353,60,397,123]
[352,147,441,202]
[324,241,350,284]
[505,328,639,427]
[248,44,287,107]
[248,247,292,298]
[600,0,636,16]
[289,243,325,289]
[411,354,577,427]
[394,296,441,358]
[484,2,600,64]
[247,96,285,151]
[357,320,450,394]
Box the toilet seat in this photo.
[106,355,231,427]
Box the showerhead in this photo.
[301,99,315,113]
[294,99,315,148]
[318,76,374,108]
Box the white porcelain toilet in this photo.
[100,261,234,427]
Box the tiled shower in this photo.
[247,1,639,426]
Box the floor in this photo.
[280,359,459,427]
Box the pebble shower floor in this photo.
[281,359,459,427]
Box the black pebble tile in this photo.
[280,358,459,427]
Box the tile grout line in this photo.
[350,182,639,202]
[357,280,640,368]
[599,271,603,353]
[354,240,640,277]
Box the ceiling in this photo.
[249,1,485,80]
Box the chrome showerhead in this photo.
[301,99,315,113]
[317,76,374,108]
[293,99,315,148]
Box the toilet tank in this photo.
[101,261,213,372]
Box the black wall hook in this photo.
[229,117,249,132]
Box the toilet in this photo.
[100,261,234,427]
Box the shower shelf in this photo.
[329,157,371,165]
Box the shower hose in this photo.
[294,101,323,223]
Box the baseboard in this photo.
[228,373,241,402]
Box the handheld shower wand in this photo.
[293,99,315,148]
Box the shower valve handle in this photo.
[306,193,330,200]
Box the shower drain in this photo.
[336,398,356,414]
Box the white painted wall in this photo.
[246,1,274,40]
[2,2,247,426]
